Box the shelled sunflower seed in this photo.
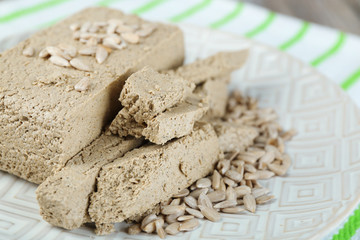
[24,19,157,76]
[127,90,296,238]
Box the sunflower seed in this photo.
[136,24,157,37]
[196,178,211,188]
[88,25,99,33]
[79,46,97,56]
[217,159,231,175]
[221,206,245,214]
[58,43,77,58]
[46,46,64,57]
[69,23,80,31]
[223,177,236,187]
[95,46,108,64]
[73,31,81,40]
[166,212,183,224]
[226,186,237,201]
[155,219,166,239]
[244,194,256,213]
[86,37,98,47]
[121,32,140,44]
[246,180,253,188]
[177,215,194,221]
[141,213,157,229]
[185,207,204,218]
[212,170,221,190]
[225,169,243,182]
[161,205,186,215]
[207,190,226,203]
[258,151,275,169]
[179,218,199,231]
[170,198,181,206]
[245,170,275,180]
[116,24,135,33]
[70,58,92,71]
[165,222,181,235]
[244,164,257,173]
[142,221,155,233]
[173,188,189,198]
[252,188,270,198]
[219,179,226,192]
[74,77,90,92]
[184,196,198,209]
[49,56,70,67]
[107,23,118,34]
[190,188,208,199]
[281,128,297,141]
[103,37,126,50]
[234,186,251,197]
[128,224,141,235]
[198,205,221,222]
[256,195,275,204]
[198,192,212,208]
[214,200,237,209]
[22,47,34,57]
[80,22,91,33]
[39,48,50,58]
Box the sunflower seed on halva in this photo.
[70,58,92,71]
[49,56,70,67]
[96,46,108,64]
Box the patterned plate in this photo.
[1,24,360,240]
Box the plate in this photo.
[1,24,360,240]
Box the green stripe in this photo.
[341,68,360,90]
[332,205,360,240]
[311,32,346,67]
[170,0,213,23]
[0,0,70,23]
[210,2,244,29]
[132,0,168,15]
[97,0,120,6]
[279,22,310,50]
[245,12,276,38]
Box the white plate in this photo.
[1,24,360,240]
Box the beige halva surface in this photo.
[0,7,184,184]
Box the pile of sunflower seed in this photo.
[22,19,157,71]
[127,90,296,239]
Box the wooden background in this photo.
[242,0,360,35]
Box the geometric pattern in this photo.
[1,24,360,240]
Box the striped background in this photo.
[1,0,360,239]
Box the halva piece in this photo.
[89,123,221,224]
[0,7,184,183]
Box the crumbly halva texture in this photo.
[89,123,221,225]
[172,50,248,84]
[120,66,195,123]
[195,75,229,118]
[36,135,143,230]
[0,7,184,183]
[212,121,259,153]
[109,94,208,144]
